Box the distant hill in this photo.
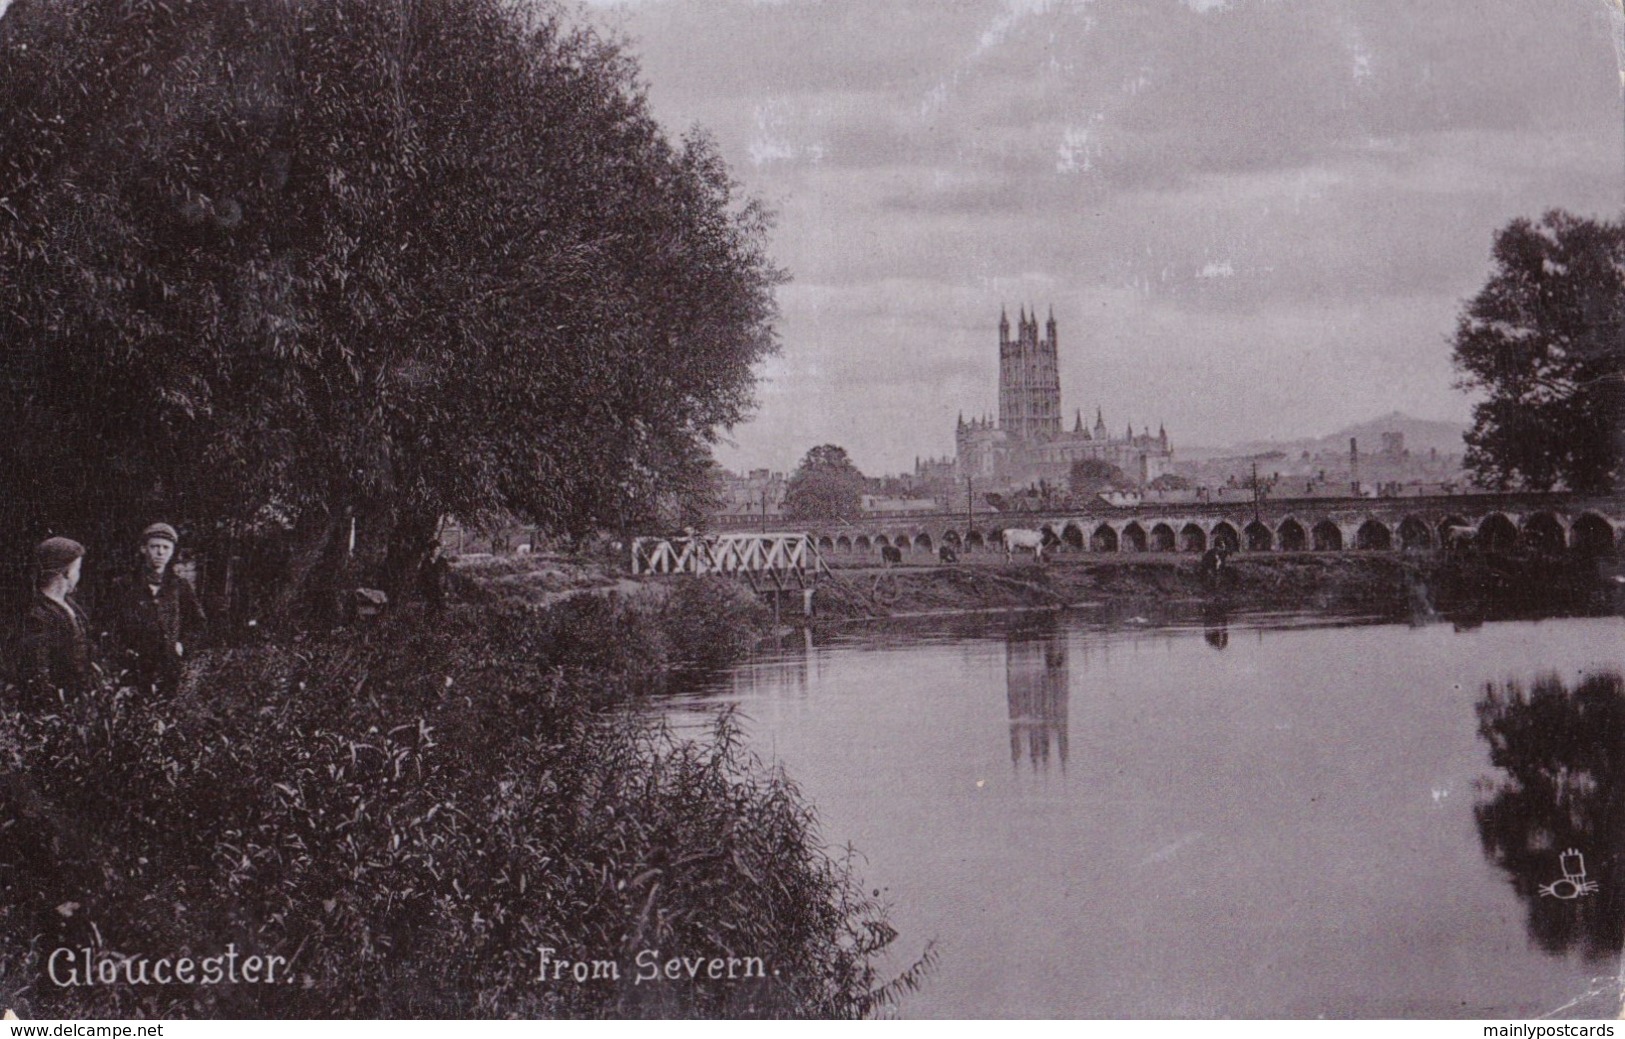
[1226,412,1468,459]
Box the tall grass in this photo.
[0,584,922,1018]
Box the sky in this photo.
[579,0,1625,475]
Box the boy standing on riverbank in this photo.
[112,523,206,695]
[20,537,94,702]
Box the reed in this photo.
[0,588,921,1018]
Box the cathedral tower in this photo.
[998,306,1061,442]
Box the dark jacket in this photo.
[112,567,207,688]
[20,593,94,699]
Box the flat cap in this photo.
[141,523,179,544]
[34,536,85,574]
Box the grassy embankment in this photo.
[0,561,928,1019]
[807,552,1617,625]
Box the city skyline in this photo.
[583,0,1625,476]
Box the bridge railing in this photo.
[631,532,825,577]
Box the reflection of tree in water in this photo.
[1005,621,1069,770]
[1475,670,1625,960]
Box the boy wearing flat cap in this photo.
[112,522,207,695]
[21,536,94,700]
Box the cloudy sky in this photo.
[580,0,1625,475]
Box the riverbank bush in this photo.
[0,592,905,1018]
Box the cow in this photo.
[1442,524,1476,553]
[1199,546,1231,591]
[1001,527,1045,563]
[938,544,958,564]
[880,544,903,567]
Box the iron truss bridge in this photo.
[630,532,833,593]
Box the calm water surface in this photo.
[664,609,1625,1018]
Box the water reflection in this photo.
[723,632,812,699]
[1202,601,1230,650]
[1005,620,1069,770]
[1474,669,1625,960]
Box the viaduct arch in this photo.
[748,494,1625,562]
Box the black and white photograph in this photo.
[0,0,1623,1023]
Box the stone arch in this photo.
[1398,517,1431,551]
[874,534,891,549]
[942,530,962,549]
[1355,519,1392,551]
[836,535,853,552]
[1179,523,1207,553]
[965,530,985,552]
[1571,513,1615,556]
[1312,520,1343,552]
[914,533,933,552]
[891,534,910,553]
[1521,512,1565,554]
[1277,518,1306,552]
[1062,522,1086,551]
[817,536,835,553]
[1121,522,1148,553]
[1244,521,1273,552]
[1478,513,1517,554]
[855,535,871,552]
[1091,523,1119,553]
[1211,522,1240,553]
[1040,524,1063,547]
[1149,523,1176,552]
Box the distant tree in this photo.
[0,0,782,615]
[783,445,865,521]
[1451,210,1625,493]
[1148,473,1191,492]
[1068,458,1126,495]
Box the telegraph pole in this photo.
[1252,459,1261,525]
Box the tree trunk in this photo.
[381,508,440,605]
[268,513,349,629]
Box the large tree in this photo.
[1451,210,1624,493]
[0,0,782,613]
[783,445,865,522]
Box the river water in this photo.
[663,608,1625,1018]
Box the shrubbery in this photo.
[0,590,912,1018]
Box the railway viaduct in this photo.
[715,493,1625,559]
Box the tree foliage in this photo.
[1451,210,1624,493]
[783,445,865,522]
[0,0,783,608]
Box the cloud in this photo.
[588,0,1624,472]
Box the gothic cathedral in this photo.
[954,307,1174,488]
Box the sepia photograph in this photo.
[0,0,1622,1023]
